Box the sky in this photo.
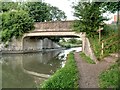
[43,0,116,24]
[43,0,78,20]
[12,0,116,23]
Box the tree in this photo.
[103,2,120,25]
[25,2,50,22]
[0,1,66,44]
[1,1,67,22]
[1,10,34,42]
[49,6,67,21]
[1,2,21,12]
[102,2,119,13]
[93,1,120,24]
[25,2,66,22]
[73,2,107,37]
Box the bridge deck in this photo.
[29,29,73,33]
[24,30,82,37]
[34,20,74,30]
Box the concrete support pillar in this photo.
[21,36,25,51]
[81,32,86,52]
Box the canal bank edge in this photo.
[40,52,79,88]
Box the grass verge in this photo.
[80,52,95,64]
[89,36,101,60]
[99,62,120,88]
[40,52,79,88]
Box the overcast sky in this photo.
[43,0,78,20]
[12,0,116,23]
[43,0,116,24]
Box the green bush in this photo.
[1,10,34,43]
[41,52,79,88]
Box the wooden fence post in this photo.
[101,42,104,56]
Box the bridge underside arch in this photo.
[21,32,86,51]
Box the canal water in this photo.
[0,47,82,88]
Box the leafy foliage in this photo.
[1,10,34,42]
[1,1,66,43]
[25,2,50,22]
[41,53,79,88]
[102,2,119,13]
[25,2,66,22]
[1,2,21,12]
[49,6,67,21]
[73,2,107,37]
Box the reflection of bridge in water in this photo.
[2,50,63,79]
[2,50,67,88]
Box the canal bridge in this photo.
[1,20,97,62]
[22,20,86,51]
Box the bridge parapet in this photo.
[34,20,74,31]
[32,29,72,32]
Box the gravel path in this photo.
[74,52,118,88]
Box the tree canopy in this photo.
[73,1,119,37]
[25,2,66,22]
[73,2,107,37]
[1,1,67,43]
[101,2,119,13]
[49,6,67,21]
[1,2,20,12]
[1,10,34,42]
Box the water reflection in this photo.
[1,47,82,88]
[1,50,63,88]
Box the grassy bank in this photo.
[80,52,95,64]
[41,52,79,88]
[89,24,118,60]
[99,62,120,88]
[89,36,101,60]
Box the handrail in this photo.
[100,34,118,56]
[104,40,119,49]
[100,34,118,43]
[101,40,119,50]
